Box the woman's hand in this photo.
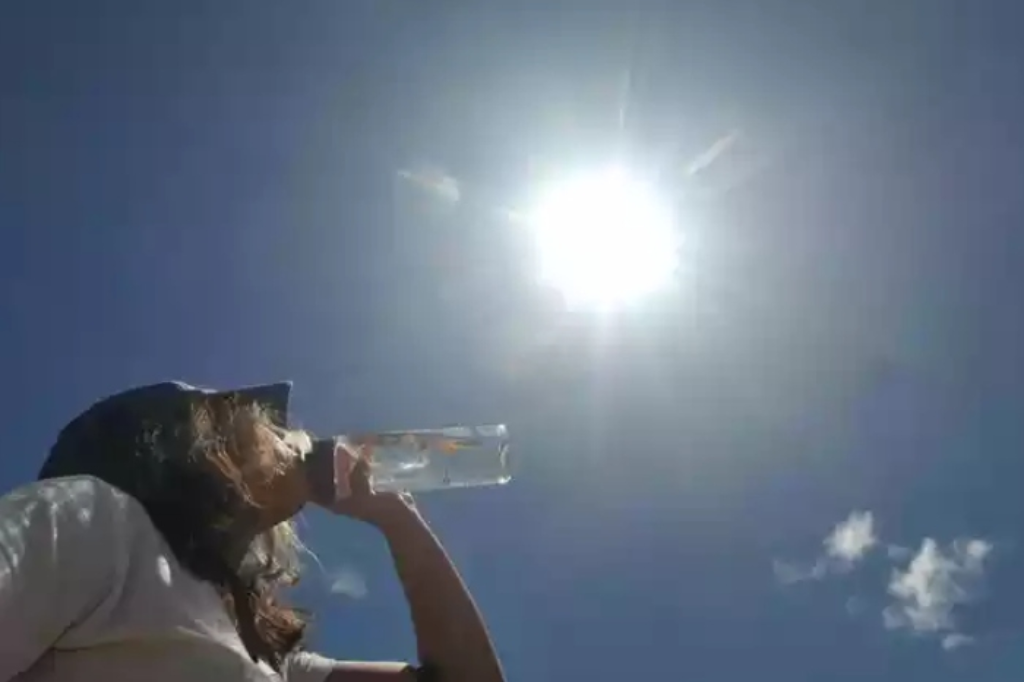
[328,452,419,531]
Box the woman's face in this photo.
[231,412,312,529]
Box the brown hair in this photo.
[143,399,309,670]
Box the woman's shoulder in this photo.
[1,474,155,546]
[4,474,138,511]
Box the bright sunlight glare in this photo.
[527,167,679,310]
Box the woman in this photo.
[0,381,506,682]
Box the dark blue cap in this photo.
[39,381,292,481]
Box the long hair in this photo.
[183,399,310,670]
[62,397,311,669]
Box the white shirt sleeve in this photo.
[0,476,132,680]
[283,651,340,682]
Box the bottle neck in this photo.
[303,437,339,507]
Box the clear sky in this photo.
[2,2,1024,680]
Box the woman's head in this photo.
[39,381,313,669]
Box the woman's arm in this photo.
[318,458,505,682]
[382,500,504,682]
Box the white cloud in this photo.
[845,596,867,617]
[775,511,997,651]
[941,634,975,651]
[774,511,879,585]
[887,545,913,561]
[685,130,741,176]
[883,538,992,641]
[397,167,461,203]
[327,566,368,599]
[773,559,826,585]
[824,511,878,566]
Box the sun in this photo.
[526,166,680,310]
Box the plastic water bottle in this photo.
[305,425,510,504]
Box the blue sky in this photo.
[2,1,1024,680]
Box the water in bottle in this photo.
[305,425,510,504]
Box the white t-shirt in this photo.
[0,475,338,682]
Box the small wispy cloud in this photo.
[845,596,867,617]
[882,538,992,647]
[941,633,975,651]
[773,558,826,585]
[327,566,368,600]
[397,166,461,204]
[824,511,878,567]
[887,545,914,561]
[685,130,742,177]
[774,511,878,584]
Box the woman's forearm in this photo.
[378,505,505,682]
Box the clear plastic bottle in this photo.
[305,425,510,504]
